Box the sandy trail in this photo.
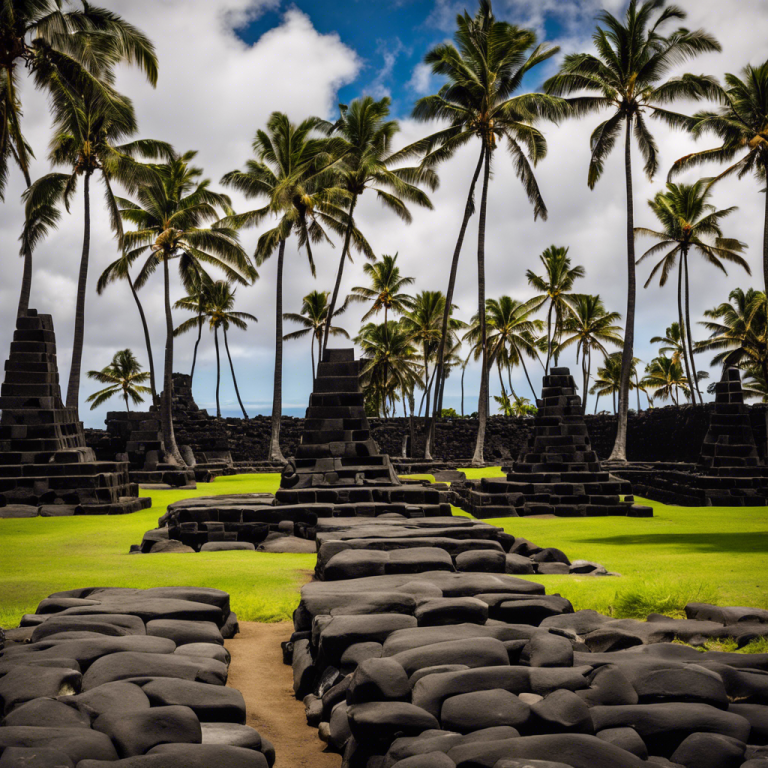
[226,621,341,768]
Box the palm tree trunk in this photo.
[613,390,616,414]
[322,194,358,355]
[426,144,486,457]
[224,327,248,419]
[214,326,221,418]
[124,392,130,412]
[461,365,466,417]
[16,243,33,318]
[763,178,768,297]
[608,118,636,462]
[677,255,696,405]
[127,271,157,402]
[519,353,537,401]
[635,373,642,411]
[66,172,92,413]
[408,391,416,457]
[310,336,316,382]
[682,247,702,401]
[269,239,286,463]
[582,352,589,413]
[190,311,203,383]
[545,303,554,375]
[594,393,600,414]
[472,143,492,467]
[161,256,185,466]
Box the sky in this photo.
[1,0,767,428]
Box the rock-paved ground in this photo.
[226,622,340,768]
[0,587,274,767]
[287,522,768,768]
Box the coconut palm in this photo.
[17,181,62,318]
[642,355,690,404]
[96,248,161,403]
[651,322,686,365]
[349,253,416,324]
[0,0,158,201]
[320,95,436,354]
[221,112,359,463]
[669,61,768,293]
[558,294,623,413]
[697,287,768,386]
[284,290,350,380]
[525,246,586,373]
[86,349,151,412]
[590,354,622,414]
[545,0,720,459]
[356,320,421,419]
[30,85,172,413]
[175,281,256,419]
[636,179,749,403]
[172,269,216,385]
[120,151,252,466]
[400,291,463,449]
[402,2,564,466]
[742,366,768,403]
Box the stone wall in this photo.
[85,403,768,465]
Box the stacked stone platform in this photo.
[0,587,274,767]
[285,518,768,768]
[452,368,651,518]
[0,311,150,516]
[613,369,768,507]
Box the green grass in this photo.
[1,469,767,631]
[0,474,313,628]
[483,491,768,619]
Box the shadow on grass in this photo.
[576,531,768,554]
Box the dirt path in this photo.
[226,621,341,768]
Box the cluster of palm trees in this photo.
[8,0,768,468]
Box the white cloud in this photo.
[407,62,434,95]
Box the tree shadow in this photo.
[576,532,768,555]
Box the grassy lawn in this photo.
[1,470,767,629]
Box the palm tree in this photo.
[16,182,62,318]
[590,352,626,414]
[403,2,564,467]
[171,270,216,384]
[0,0,158,201]
[697,287,768,386]
[642,355,690,405]
[651,322,686,364]
[96,248,166,403]
[350,253,416,324]
[86,349,151,412]
[30,87,172,413]
[320,95,436,354]
[669,61,768,294]
[559,294,623,412]
[545,0,720,461]
[222,112,356,463]
[356,320,421,419]
[742,366,768,403]
[525,246,585,372]
[175,281,256,419]
[284,290,350,380]
[121,151,252,466]
[636,179,749,404]
[400,291,463,452]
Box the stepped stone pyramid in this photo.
[695,367,768,504]
[279,348,401,491]
[0,310,151,515]
[453,367,651,518]
[603,367,768,506]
